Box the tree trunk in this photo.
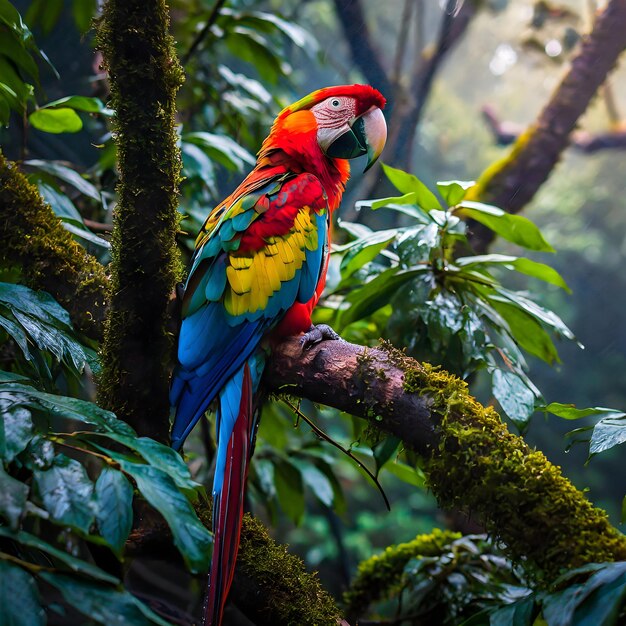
[95,0,184,440]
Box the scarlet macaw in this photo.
[170,84,387,625]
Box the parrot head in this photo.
[269,84,387,172]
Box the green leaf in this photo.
[29,108,82,133]
[42,95,105,113]
[23,160,100,201]
[0,527,118,583]
[372,436,401,475]
[489,597,535,626]
[299,460,334,508]
[36,180,83,222]
[370,192,419,210]
[39,573,172,626]
[490,299,560,364]
[339,267,430,329]
[0,400,33,462]
[436,180,474,206]
[492,369,537,429]
[540,403,624,421]
[0,464,28,529]
[0,382,135,436]
[457,201,554,252]
[113,458,211,573]
[0,561,45,626]
[71,0,97,32]
[384,461,426,488]
[94,467,134,556]
[239,10,319,53]
[590,415,626,456]
[91,433,200,495]
[274,458,305,525]
[339,230,397,278]
[34,454,96,534]
[457,254,570,291]
[572,570,626,625]
[381,164,441,211]
[183,132,255,171]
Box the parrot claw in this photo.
[300,324,341,350]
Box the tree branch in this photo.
[469,0,626,252]
[96,0,184,440]
[266,337,626,582]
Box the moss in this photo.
[400,362,626,583]
[343,528,461,618]
[95,0,184,440]
[0,152,108,340]
[195,505,342,625]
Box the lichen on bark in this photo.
[95,0,184,440]
[0,151,108,340]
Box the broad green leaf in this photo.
[590,416,626,455]
[298,460,334,508]
[540,403,623,421]
[489,597,535,626]
[0,464,28,529]
[370,192,419,210]
[29,107,82,133]
[0,382,135,436]
[457,201,554,252]
[339,267,430,329]
[23,160,100,201]
[62,221,111,250]
[91,433,200,495]
[384,461,425,488]
[491,289,576,341]
[572,570,626,625]
[274,458,305,525]
[39,573,171,626]
[183,131,255,170]
[436,180,474,206]
[181,142,216,188]
[95,467,134,556]
[0,527,118,583]
[113,458,211,573]
[492,369,537,429]
[372,436,401,475]
[43,95,105,113]
[543,563,626,626]
[0,401,33,462]
[381,164,441,211]
[34,454,96,534]
[0,27,39,81]
[0,561,45,626]
[340,230,397,278]
[226,29,287,84]
[490,299,560,364]
[238,10,319,53]
[36,180,83,222]
[457,254,570,291]
[71,0,97,32]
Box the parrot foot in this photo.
[300,324,340,350]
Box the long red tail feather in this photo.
[204,365,253,626]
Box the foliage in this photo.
[0,283,211,623]
[319,163,594,431]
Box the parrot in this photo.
[169,84,387,626]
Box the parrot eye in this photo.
[330,98,341,108]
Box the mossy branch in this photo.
[0,151,108,339]
[266,338,626,583]
[96,0,184,440]
[468,0,626,252]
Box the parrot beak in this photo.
[325,106,387,171]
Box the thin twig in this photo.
[282,398,391,511]
[181,0,228,65]
[392,0,414,85]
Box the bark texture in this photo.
[96,0,184,440]
[266,337,626,582]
